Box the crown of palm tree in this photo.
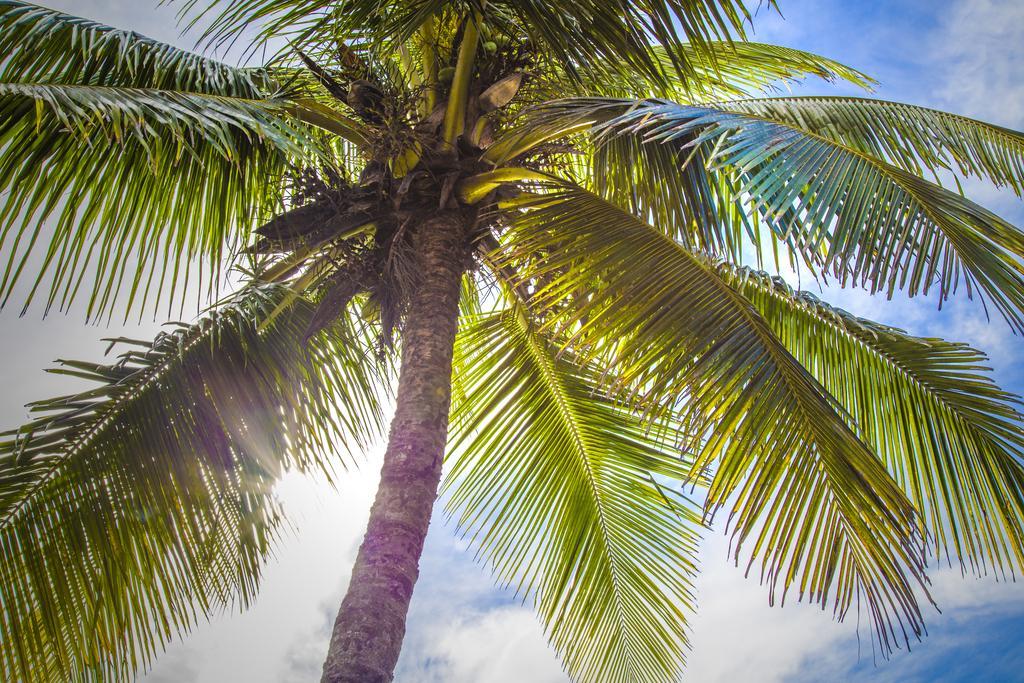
[1,1,1023,681]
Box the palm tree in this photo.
[2,0,1024,680]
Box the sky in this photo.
[1,0,1023,681]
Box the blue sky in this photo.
[1,1,1023,681]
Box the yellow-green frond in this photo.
[447,303,701,683]
[493,184,929,654]
[0,2,333,319]
[0,286,386,681]
[726,266,1024,576]
[569,42,873,101]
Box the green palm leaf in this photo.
[176,0,761,85]
[0,285,386,681]
[492,183,929,654]
[530,97,1024,332]
[572,42,873,101]
[0,1,271,94]
[447,302,701,683]
[719,97,1024,193]
[0,2,336,318]
[724,266,1024,575]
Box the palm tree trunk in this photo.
[320,210,468,683]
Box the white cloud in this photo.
[686,531,1024,683]
[141,646,200,683]
[685,531,856,683]
[409,607,566,683]
[397,524,1024,683]
[930,0,1024,128]
[792,568,1024,683]
[394,531,564,681]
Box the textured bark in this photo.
[320,211,468,683]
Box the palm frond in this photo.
[176,0,761,85]
[678,43,873,99]
[447,303,701,683]
[0,1,271,94]
[492,183,929,654]
[0,2,336,318]
[725,266,1024,576]
[530,97,1024,332]
[572,42,873,101]
[488,0,760,85]
[0,285,386,681]
[719,97,1024,193]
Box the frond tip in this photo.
[0,0,270,95]
[727,266,1024,577]
[447,303,703,683]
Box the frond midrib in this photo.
[0,305,228,530]
[513,309,645,681]
[0,82,286,107]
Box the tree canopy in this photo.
[1,1,1024,681]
